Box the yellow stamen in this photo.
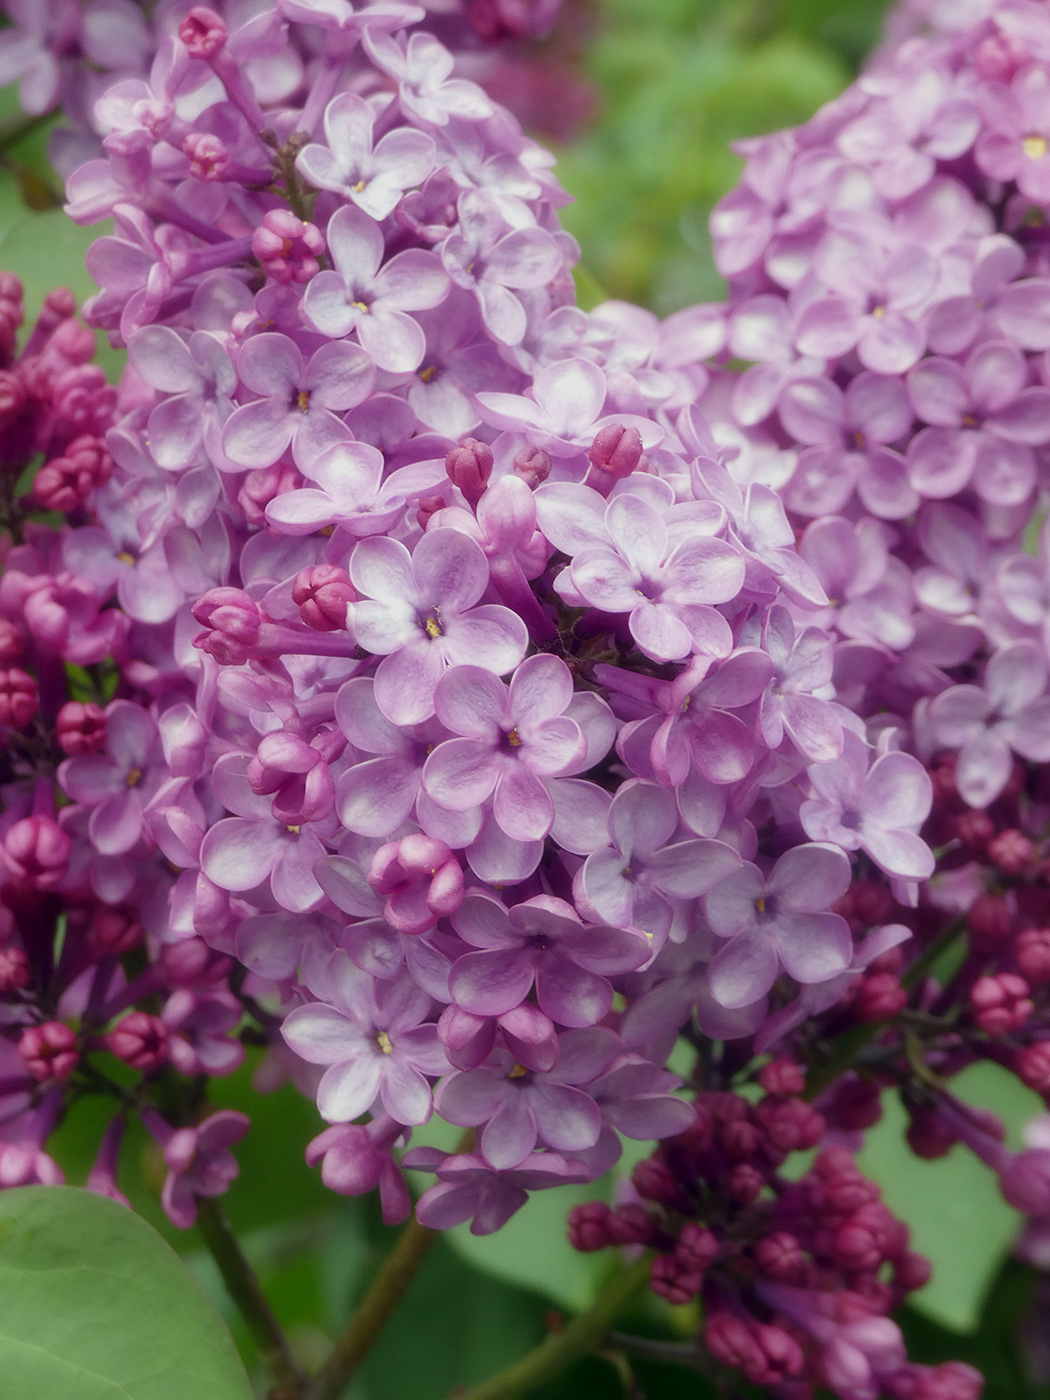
[871,305,885,320]
[296,389,310,413]
[126,767,142,788]
[117,550,135,565]
[286,824,300,835]
[351,300,370,313]
[506,728,522,748]
[425,616,442,639]
[419,365,438,383]
[377,1030,393,1055]
[352,179,366,193]
[507,1063,528,1079]
[1024,134,1048,160]
[755,896,766,914]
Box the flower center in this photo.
[296,389,310,413]
[754,895,766,914]
[871,304,886,320]
[419,364,438,382]
[377,1031,393,1055]
[507,1063,528,1079]
[504,728,522,748]
[423,613,442,639]
[1024,134,1049,160]
[117,550,136,565]
[351,300,370,313]
[352,179,366,193]
[126,767,142,788]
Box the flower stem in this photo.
[451,1253,654,1400]
[305,1213,438,1400]
[195,1196,308,1399]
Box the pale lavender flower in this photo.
[407,1146,590,1234]
[296,92,436,219]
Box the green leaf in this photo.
[0,1186,252,1400]
[857,1062,1044,1332]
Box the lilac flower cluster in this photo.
[10,0,1050,1395]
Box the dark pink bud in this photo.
[988,828,1034,876]
[292,565,356,631]
[437,1005,496,1071]
[755,1096,825,1154]
[0,667,37,727]
[606,1203,653,1246]
[56,700,107,756]
[754,1230,805,1282]
[19,1021,78,1081]
[854,971,908,1023]
[33,434,112,514]
[587,423,642,479]
[721,1116,760,1158]
[968,892,1012,945]
[632,1156,680,1205]
[954,807,995,853]
[567,1200,611,1252]
[105,1012,169,1071]
[675,1222,719,1273]
[191,587,262,666]
[1017,1042,1050,1095]
[184,132,231,181]
[416,494,447,528]
[238,462,301,526]
[0,619,22,665]
[445,437,493,505]
[728,1162,764,1204]
[894,1250,932,1293]
[0,946,30,992]
[847,878,894,929]
[179,5,227,56]
[1016,927,1050,986]
[160,937,232,987]
[705,1313,765,1378]
[970,972,1033,1036]
[468,0,531,42]
[906,1107,957,1160]
[1001,1147,1050,1215]
[649,1253,701,1306]
[4,816,71,891]
[0,367,24,423]
[832,1214,883,1273]
[88,904,143,957]
[974,30,1028,80]
[826,1078,883,1133]
[513,444,551,488]
[253,210,325,286]
[758,1057,806,1096]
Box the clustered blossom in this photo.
[8,0,1050,1396]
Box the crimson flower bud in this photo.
[1016,927,1050,985]
[954,808,995,852]
[292,565,356,631]
[967,892,1012,945]
[0,667,37,727]
[33,434,112,514]
[649,1253,702,1306]
[253,210,325,286]
[970,972,1033,1036]
[445,437,493,505]
[56,700,107,756]
[728,1162,764,1204]
[758,1057,806,1096]
[587,423,643,479]
[905,1107,957,1160]
[675,1222,719,1273]
[632,1156,681,1204]
[567,1201,611,1252]
[755,1096,825,1154]
[416,494,447,528]
[192,587,262,665]
[1016,1042,1050,1095]
[179,5,227,56]
[88,904,143,957]
[895,1250,932,1293]
[184,131,231,181]
[754,1230,805,1282]
[854,971,908,1023]
[606,1203,653,1246]
[0,947,30,992]
[105,1012,169,1072]
[988,828,1035,876]
[513,444,551,488]
[238,461,301,525]
[19,1021,78,1082]
[825,1077,883,1132]
[721,1117,760,1158]
[0,618,22,664]
[3,816,71,891]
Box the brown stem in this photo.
[195,1196,308,1399]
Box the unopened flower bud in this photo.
[88,904,143,957]
[184,132,231,181]
[854,971,908,1023]
[19,1021,78,1082]
[416,494,447,528]
[728,1162,764,1204]
[56,700,107,756]
[906,1107,957,1160]
[1000,1147,1050,1216]
[0,946,30,992]
[649,1253,702,1306]
[970,972,1033,1036]
[606,1203,653,1246]
[567,1201,611,1252]
[0,667,37,727]
[675,1222,719,1273]
[988,828,1034,876]
[445,437,493,505]
[632,1156,680,1204]
[192,587,262,665]
[513,444,551,488]
[1017,1042,1050,1095]
[33,434,112,514]
[587,423,642,479]
[0,619,22,664]
[238,462,300,526]
[179,5,227,57]
[967,892,1012,945]
[106,1012,170,1072]
[758,1057,806,1096]
[3,816,70,891]
[954,808,995,853]
[253,210,324,286]
[292,565,355,631]
[1017,927,1050,985]
[894,1250,932,1293]
[826,1077,883,1132]
[755,1230,805,1281]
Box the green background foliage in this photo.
[4,0,1050,1395]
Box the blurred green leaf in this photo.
[0,1186,251,1400]
[858,1062,1044,1332]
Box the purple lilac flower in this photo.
[296,92,436,218]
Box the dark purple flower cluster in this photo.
[570,1072,981,1400]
